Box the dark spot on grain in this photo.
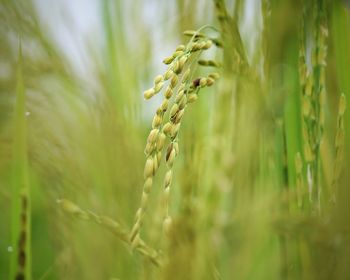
[192,78,200,88]
[166,144,173,162]
[170,112,178,124]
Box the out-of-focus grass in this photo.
[1,0,350,279]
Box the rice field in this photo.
[1,0,350,279]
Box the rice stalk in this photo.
[299,0,328,212]
[330,93,346,203]
[10,41,32,280]
[57,199,162,267]
[130,27,221,248]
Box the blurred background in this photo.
[1,0,350,279]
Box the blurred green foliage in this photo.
[1,0,350,279]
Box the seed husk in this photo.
[163,56,174,64]
[154,75,164,84]
[144,88,155,99]
[144,158,154,179]
[187,93,198,103]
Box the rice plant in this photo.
[1,0,350,279]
